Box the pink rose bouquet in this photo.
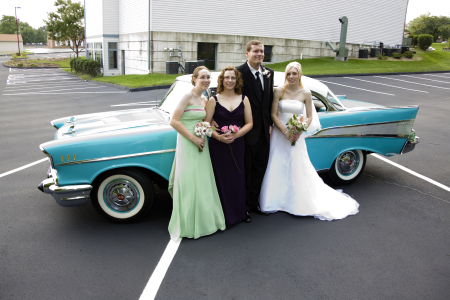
[221,125,241,173]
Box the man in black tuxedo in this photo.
[236,40,274,222]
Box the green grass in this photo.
[29,58,72,68]
[268,43,450,75]
[92,73,180,88]
[59,43,450,88]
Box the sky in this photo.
[0,0,449,30]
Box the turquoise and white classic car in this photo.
[37,72,419,222]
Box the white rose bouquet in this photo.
[194,122,215,152]
[286,114,309,146]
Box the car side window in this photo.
[312,95,327,113]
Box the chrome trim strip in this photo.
[55,148,177,166]
[307,134,410,139]
[50,120,58,130]
[308,119,415,138]
[61,195,89,201]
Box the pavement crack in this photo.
[364,173,450,204]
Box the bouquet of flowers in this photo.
[286,114,309,146]
[194,122,215,152]
[221,125,241,173]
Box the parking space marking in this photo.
[400,75,450,84]
[343,77,428,93]
[372,154,450,195]
[111,101,159,107]
[375,76,450,90]
[139,238,182,300]
[0,158,47,179]
[319,80,395,96]
[4,84,102,92]
[3,91,127,95]
[3,86,112,96]
[424,74,450,79]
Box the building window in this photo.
[95,43,102,49]
[88,50,93,60]
[86,43,93,49]
[263,45,273,62]
[197,42,217,70]
[108,42,118,69]
[95,51,103,68]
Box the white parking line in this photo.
[319,80,395,96]
[0,158,48,178]
[400,75,450,84]
[3,91,127,95]
[111,101,159,107]
[139,238,182,300]
[374,76,450,90]
[423,74,450,79]
[4,84,103,92]
[343,77,428,93]
[371,154,450,194]
[3,86,113,95]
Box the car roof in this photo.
[175,71,330,97]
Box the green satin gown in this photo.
[168,105,226,240]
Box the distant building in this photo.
[47,37,85,48]
[0,34,23,55]
[84,0,409,76]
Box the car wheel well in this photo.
[92,166,168,191]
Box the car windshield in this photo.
[157,80,193,114]
[326,90,346,110]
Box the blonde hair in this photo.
[191,66,210,86]
[281,62,303,98]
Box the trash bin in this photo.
[359,49,369,59]
[166,61,178,74]
[370,48,380,57]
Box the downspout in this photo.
[147,0,153,73]
[84,0,87,58]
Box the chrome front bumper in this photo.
[37,165,92,207]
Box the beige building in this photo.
[0,34,23,55]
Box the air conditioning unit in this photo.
[185,61,198,74]
[166,61,178,74]
[197,60,205,66]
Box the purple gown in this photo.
[209,95,246,225]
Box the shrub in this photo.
[82,59,101,77]
[403,51,413,58]
[70,57,85,74]
[377,53,388,60]
[18,62,23,67]
[12,53,18,62]
[30,63,38,67]
[22,53,28,62]
[393,52,402,59]
[418,34,434,51]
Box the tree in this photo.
[0,15,17,34]
[418,34,434,50]
[19,22,35,44]
[44,0,84,57]
[36,26,48,44]
[406,13,450,42]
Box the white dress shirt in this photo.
[247,62,264,91]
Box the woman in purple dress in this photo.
[205,66,253,225]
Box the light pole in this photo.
[15,7,21,55]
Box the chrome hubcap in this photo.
[337,151,359,175]
[104,179,139,212]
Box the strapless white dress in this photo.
[260,100,359,220]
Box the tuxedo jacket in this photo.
[236,62,274,146]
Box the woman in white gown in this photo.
[259,62,359,220]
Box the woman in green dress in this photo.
[168,66,226,240]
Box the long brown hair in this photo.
[217,66,244,95]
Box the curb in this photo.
[307,70,450,78]
[86,80,171,92]
[2,63,59,69]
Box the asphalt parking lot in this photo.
[0,66,449,300]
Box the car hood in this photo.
[55,108,169,139]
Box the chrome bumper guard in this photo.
[38,169,92,207]
[401,136,420,154]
